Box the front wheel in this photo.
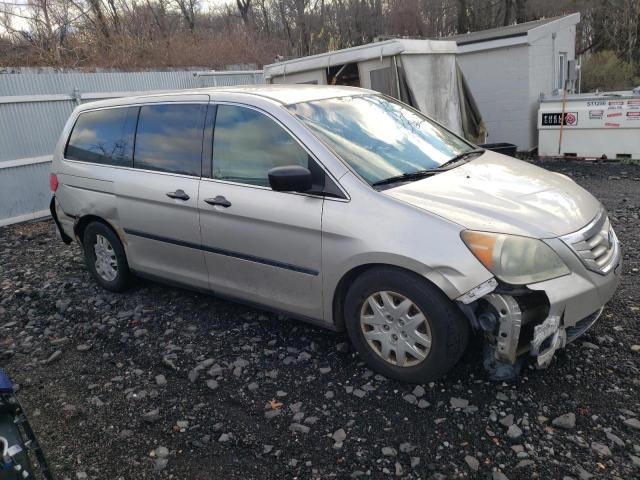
[82,221,132,292]
[344,267,469,383]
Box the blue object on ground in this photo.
[0,369,13,394]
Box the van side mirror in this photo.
[268,165,312,193]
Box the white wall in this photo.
[528,25,577,150]
[457,23,577,151]
[457,44,531,149]
[270,69,327,84]
[1,70,266,226]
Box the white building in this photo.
[451,13,580,151]
[264,39,486,143]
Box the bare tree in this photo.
[236,0,251,26]
[86,0,112,38]
[174,0,197,32]
[0,0,637,78]
[457,0,468,33]
[515,0,526,23]
[503,0,512,26]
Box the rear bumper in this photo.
[49,196,74,244]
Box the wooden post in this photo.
[557,80,568,156]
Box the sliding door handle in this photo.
[166,189,190,201]
[204,196,232,208]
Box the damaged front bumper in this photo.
[458,224,622,370]
[529,314,563,368]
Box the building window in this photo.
[558,52,567,90]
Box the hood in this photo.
[384,152,601,238]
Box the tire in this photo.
[82,221,132,292]
[344,267,469,383]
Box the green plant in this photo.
[581,50,640,92]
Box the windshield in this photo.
[287,94,475,185]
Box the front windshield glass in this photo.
[287,94,474,185]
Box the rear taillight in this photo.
[49,173,58,192]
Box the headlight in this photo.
[461,230,570,285]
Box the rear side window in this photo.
[65,107,137,166]
[134,103,207,176]
[212,105,309,187]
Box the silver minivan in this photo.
[50,85,621,382]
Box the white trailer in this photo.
[264,39,486,144]
[538,88,640,160]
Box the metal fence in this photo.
[0,70,264,227]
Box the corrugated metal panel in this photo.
[0,71,200,96]
[0,69,265,225]
[0,99,75,161]
[0,161,51,224]
[0,70,265,96]
[197,72,265,87]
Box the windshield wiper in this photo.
[372,169,439,187]
[371,148,486,188]
[439,147,485,169]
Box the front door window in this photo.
[212,105,309,187]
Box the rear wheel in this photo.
[344,267,469,383]
[83,221,132,292]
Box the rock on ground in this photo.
[1,160,639,479]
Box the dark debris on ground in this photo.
[0,160,639,480]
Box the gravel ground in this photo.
[1,160,639,480]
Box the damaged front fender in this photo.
[459,277,610,377]
[459,283,560,373]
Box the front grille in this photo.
[561,209,619,275]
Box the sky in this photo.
[1,0,29,32]
[1,0,234,34]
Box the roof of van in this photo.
[76,84,373,111]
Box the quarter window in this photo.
[212,105,309,187]
[134,103,207,176]
[65,107,137,166]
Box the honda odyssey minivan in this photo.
[50,85,621,382]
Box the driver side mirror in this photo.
[268,165,312,193]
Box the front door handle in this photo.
[204,196,232,208]
[166,189,190,201]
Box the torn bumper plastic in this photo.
[458,231,621,370]
[525,235,621,367]
[530,307,605,368]
[529,315,563,368]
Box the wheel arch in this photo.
[330,260,460,331]
[74,214,126,247]
[76,214,133,292]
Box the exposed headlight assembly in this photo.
[461,231,570,285]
